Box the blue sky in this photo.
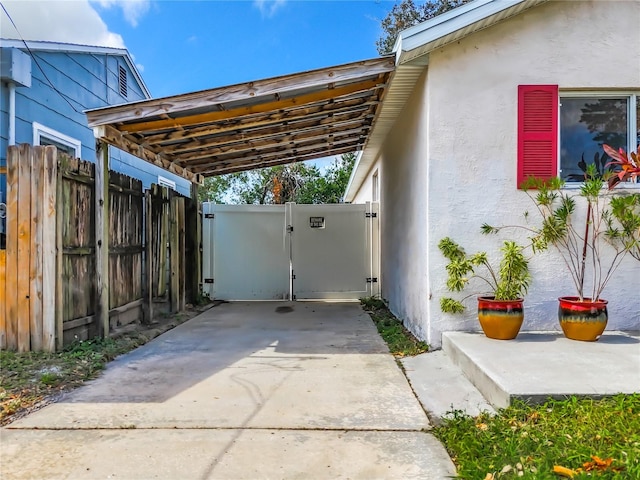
[96,1,391,97]
[2,1,395,98]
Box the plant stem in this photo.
[579,201,591,300]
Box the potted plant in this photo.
[438,237,531,340]
[483,147,639,342]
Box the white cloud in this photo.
[0,0,125,48]
[253,0,286,18]
[94,0,150,28]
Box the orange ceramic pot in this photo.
[477,296,524,340]
[558,296,608,342]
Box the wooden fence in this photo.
[0,144,200,352]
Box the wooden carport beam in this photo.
[175,125,371,165]
[117,79,384,134]
[142,97,376,145]
[93,125,203,184]
[161,113,372,156]
[86,57,395,127]
[200,145,358,176]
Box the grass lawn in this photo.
[361,296,429,357]
[434,394,640,479]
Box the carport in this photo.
[85,57,395,311]
[86,56,394,179]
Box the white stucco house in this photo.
[345,0,640,347]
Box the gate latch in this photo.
[366,277,378,283]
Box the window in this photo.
[517,86,639,186]
[33,122,81,158]
[158,175,176,191]
[560,94,638,182]
[119,65,128,98]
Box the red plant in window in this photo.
[603,144,640,189]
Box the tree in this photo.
[376,0,471,55]
[198,153,356,205]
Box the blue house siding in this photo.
[0,42,191,201]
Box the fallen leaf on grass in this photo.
[483,473,494,480]
[582,456,625,473]
[476,422,488,431]
[553,465,576,478]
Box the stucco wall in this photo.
[351,159,379,205]
[376,69,433,343]
[423,0,640,345]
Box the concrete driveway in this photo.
[1,302,455,479]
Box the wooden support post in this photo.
[144,190,153,323]
[95,141,110,338]
[170,196,179,313]
[190,183,202,304]
[42,147,57,352]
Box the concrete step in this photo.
[401,351,495,425]
[442,331,640,409]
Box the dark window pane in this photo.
[636,100,639,149]
[560,97,627,181]
[39,136,77,157]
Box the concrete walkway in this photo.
[0,302,456,479]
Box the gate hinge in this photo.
[287,225,294,233]
[204,278,214,284]
[366,277,378,283]
[365,212,377,218]
[204,213,214,219]
[291,273,296,279]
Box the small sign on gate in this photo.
[309,216,325,229]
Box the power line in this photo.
[0,1,84,115]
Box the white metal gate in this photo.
[202,202,379,300]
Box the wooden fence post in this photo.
[17,144,32,352]
[190,183,202,303]
[95,139,110,338]
[55,151,64,352]
[29,147,44,352]
[42,147,57,352]
[0,250,5,350]
[178,197,186,311]
[144,190,153,323]
[5,146,18,350]
[170,196,179,313]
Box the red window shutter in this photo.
[517,85,558,188]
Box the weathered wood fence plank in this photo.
[0,250,6,349]
[17,144,32,352]
[5,147,18,350]
[2,144,196,352]
[42,147,57,352]
[29,147,44,352]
